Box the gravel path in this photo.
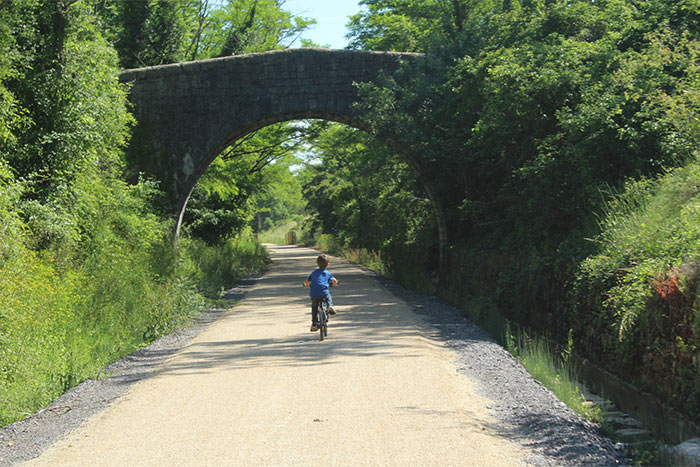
[0,245,621,466]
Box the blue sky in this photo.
[283,0,364,49]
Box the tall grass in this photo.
[179,234,270,298]
[257,219,300,245]
[456,289,600,422]
[0,233,269,427]
[313,233,344,255]
[0,171,269,427]
[0,235,204,426]
[505,323,602,422]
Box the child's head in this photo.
[316,254,330,269]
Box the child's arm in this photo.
[331,277,338,286]
[303,279,310,288]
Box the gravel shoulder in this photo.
[368,271,622,465]
[1,245,621,466]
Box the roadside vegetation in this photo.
[0,0,308,426]
[505,325,603,422]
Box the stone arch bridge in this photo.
[121,48,448,268]
[120,48,421,234]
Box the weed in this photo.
[503,323,602,423]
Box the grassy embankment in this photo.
[0,177,268,427]
[572,158,700,423]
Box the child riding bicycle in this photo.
[303,254,338,332]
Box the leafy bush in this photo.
[0,171,203,426]
[0,170,270,426]
[179,232,270,298]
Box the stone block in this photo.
[674,438,700,467]
[608,415,645,429]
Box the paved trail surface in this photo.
[26,245,533,466]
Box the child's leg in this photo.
[325,293,336,314]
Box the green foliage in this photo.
[0,1,271,428]
[184,122,307,242]
[0,169,203,426]
[348,0,453,52]
[96,0,315,67]
[574,159,700,419]
[313,233,344,256]
[201,0,315,57]
[0,163,269,426]
[300,123,437,289]
[258,217,304,244]
[253,161,305,232]
[3,1,133,190]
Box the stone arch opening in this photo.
[175,111,369,238]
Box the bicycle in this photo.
[304,276,337,342]
[312,296,329,341]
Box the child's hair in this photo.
[316,254,330,269]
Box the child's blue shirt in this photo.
[307,269,335,298]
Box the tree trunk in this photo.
[51,1,71,70]
[451,0,465,33]
[402,153,450,287]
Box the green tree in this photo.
[198,0,315,58]
[301,123,437,283]
[185,122,311,241]
[347,0,454,52]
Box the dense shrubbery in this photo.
[574,160,700,417]
[0,1,272,426]
[301,123,437,292]
[0,173,269,425]
[179,233,270,297]
[0,165,209,426]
